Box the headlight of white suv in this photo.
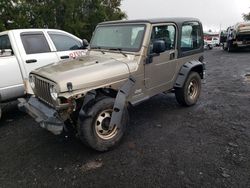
[49,85,58,100]
[29,75,35,89]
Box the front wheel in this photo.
[78,97,128,151]
[175,72,201,106]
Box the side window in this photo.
[0,35,12,50]
[150,25,176,52]
[0,35,13,56]
[181,22,202,52]
[48,33,82,51]
[21,33,51,54]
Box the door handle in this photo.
[60,55,70,59]
[26,59,37,63]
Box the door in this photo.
[0,34,24,101]
[18,31,59,77]
[145,24,178,90]
[47,31,87,60]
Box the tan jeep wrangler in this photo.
[19,18,205,151]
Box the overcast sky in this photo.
[121,0,250,32]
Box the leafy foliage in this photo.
[0,0,126,40]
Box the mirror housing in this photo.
[82,39,89,49]
[152,40,166,54]
[0,49,13,56]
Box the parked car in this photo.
[204,40,213,50]
[0,29,88,119]
[212,37,220,46]
[19,18,206,151]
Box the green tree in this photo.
[0,0,126,40]
[243,12,250,21]
[0,0,23,30]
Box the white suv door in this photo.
[47,31,87,61]
[18,31,59,77]
[0,34,24,100]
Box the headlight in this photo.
[29,75,35,89]
[49,85,58,100]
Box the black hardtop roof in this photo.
[99,17,201,25]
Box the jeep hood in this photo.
[32,54,138,92]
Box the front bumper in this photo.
[18,97,64,135]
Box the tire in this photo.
[78,97,128,151]
[175,71,201,106]
[0,106,2,120]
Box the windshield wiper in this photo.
[108,48,127,57]
[91,46,105,54]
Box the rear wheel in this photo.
[78,97,128,151]
[175,72,201,106]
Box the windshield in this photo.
[90,24,146,52]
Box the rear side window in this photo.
[21,32,51,54]
[0,35,12,50]
[48,33,82,51]
[181,22,202,52]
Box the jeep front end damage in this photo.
[78,77,136,131]
[18,97,64,135]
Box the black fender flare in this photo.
[174,60,205,88]
[78,90,97,122]
[109,76,136,130]
[78,76,136,129]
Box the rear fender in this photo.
[174,61,205,88]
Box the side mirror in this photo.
[146,40,166,64]
[0,49,13,56]
[152,40,166,54]
[82,39,89,49]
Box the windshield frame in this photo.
[90,24,146,52]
